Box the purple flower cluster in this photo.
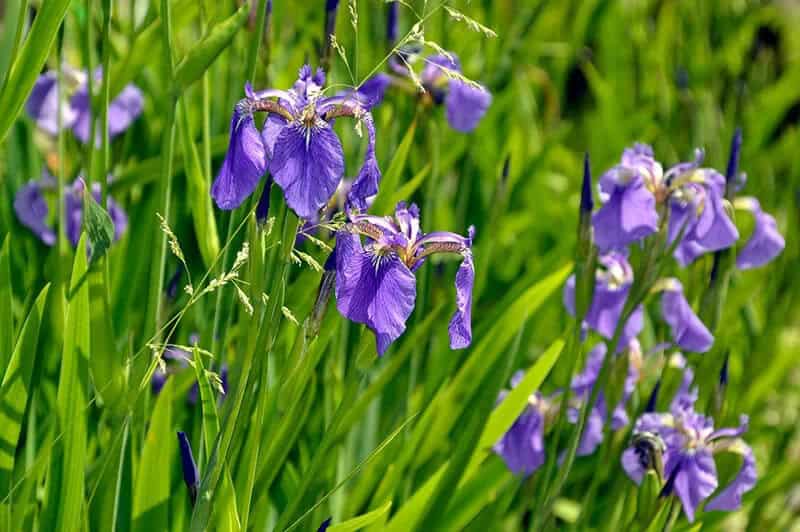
[14,171,128,247]
[593,143,784,268]
[563,253,713,353]
[493,341,641,475]
[622,363,756,522]
[334,202,474,354]
[212,65,381,220]
[27,67,143,145]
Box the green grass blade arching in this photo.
[0,284,50,495]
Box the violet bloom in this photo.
[735,198,785,269]
[563,252,644,349]
[211,65,381,219]
[27,67,143,145]
[334,202,474,355]
[353,47,491,133]
[622,368,756,522]
[592,145,738,264]
[177,431,200,505]
[14,172,127,247]
[493,372,548,475]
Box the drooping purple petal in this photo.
[736,202,785,269]
[421,54,461,86]
[493,401,546,475]
[211,103,268,210]
[622,447,646,484]
[592,177,658,251]
[668,451,718,523]
[270,122,345,220]
[661,281,713,353]
[448,249,474,349]
[346,112,381,213]
[14,180,56,245]
[26,71,77,135]
[261,113,288,158]
[334,232,417,355]
[445,79,491,132]
[706,444,756,512]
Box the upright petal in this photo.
[445,79,491,132]
[706,444,756,512]
[14,180,56,245]
[736,204,785,269]
[448,250,474,349]
[661,282,713,353]
[211,104,268,210]
[346,112,381,213]
[270,122,345,219]
[334,232,417,355]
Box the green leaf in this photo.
[0,0,71,143]
[132,377,174,531]
[0,236,13,373]
[53,234,92,531]
[328,501,392,532]
[0,284,50,493]
[192,348,240,532]
[173,4,251,93]
[384,165,431,212]
[178,101,220,270]
[434,458,511,531]
[370,120,417,214]
[82,185,115,263]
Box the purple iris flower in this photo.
[177,431,200,505]
[735,198,785,269]
[592,144,661,251]
[211,65,381,220]
[592,145,739,264]
[492,372,549,475]
[334,202,474,355]
[622,367,756,522]
[151,335,228,404]
[563,252,644,349]
[27,67,143,145]
[494,340,641,475]
[13,171,127,247]
[352,48,491,133]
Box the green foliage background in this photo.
[0,0,798,530]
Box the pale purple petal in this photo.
[71,83,144,145]
[445,79,491,132]
[421,54,461,85]
[448,250,474,349]
[592,178,658,251]
[661,282,713,353]
[622,447,646,484]
[354,73,392,110]
[270,122,345,220]
[737,205,785,269]
[211,104,268,210]
[706,444,756,512]
[26,71,77,135]
[334,232,416,355]
[14,180,56,245]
